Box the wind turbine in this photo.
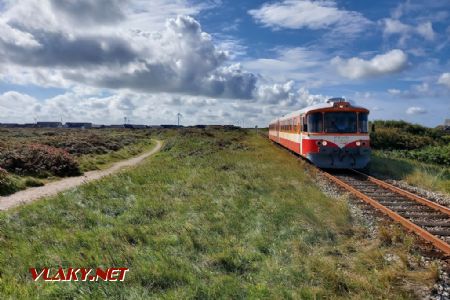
[177,113,182,127]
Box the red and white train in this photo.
[269,98,371,169]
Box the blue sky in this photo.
[0,0,448,126]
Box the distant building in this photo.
[104,124,125,129]
[161,125,182,128]
[124,124,147,129]
[0,123,20,128]
[65,122,92,129]
[223,125,239,130]
[36,122,62,128]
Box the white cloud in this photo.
[0,22,41,48]
[383,18,410,37]
[382,18,436,45]
[416,22,435,41]
[0,0,258,100]
[0,91,42,122]
[406,106,427,115]
[387,88,401,95]
[248,0,371,36]
[438,73,450,88]
[1,0,207,33]
[332,49,408,79]
[386,80,443,99]
[243,47,333,87]
[255,80,326,107]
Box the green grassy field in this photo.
[0,129,437,299]
[78,139,156,172]
[366,152,450,195]
[367,120,450,195]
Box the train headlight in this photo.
[356,141,361,146]
[322,140,328,146]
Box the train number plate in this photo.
[333,136,352,147]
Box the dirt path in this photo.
[0,140,163,211]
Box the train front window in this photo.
[307,112,323,133]
[359,113,368,133]
[324,112,357,133]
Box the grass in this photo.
[0,174,44,196]
[366,151,450,195]
[0,130,155,196]
[77,139,156,172]
[0,129,437,299]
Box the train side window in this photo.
[307,112,323,133]
[359,113,369,133]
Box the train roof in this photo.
[269,98,369,124]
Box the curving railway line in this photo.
[264,127,450,256]
[321,169,450,256]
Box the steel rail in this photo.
[351,169,450,217]
[321,171,450,256]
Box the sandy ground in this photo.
[0,140,162,211]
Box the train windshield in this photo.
[324,112,357,133]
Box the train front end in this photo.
[303,99,371,169]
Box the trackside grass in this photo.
[367,152,450,195]
[0,129,437,299]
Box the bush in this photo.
[370,128,436,150]
[371,120,446,140]
[43,134,141,156]
[384,144,450,166]
[370,120,448,151]
[0,143,81,177]
[0,168,21,195]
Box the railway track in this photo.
[265,133,450,256]
[321,169,450,256]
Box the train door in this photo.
[277,120,280,143]
[296,116,301,154]
[300,115,305,155]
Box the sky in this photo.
[0,0,448,127]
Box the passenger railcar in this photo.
[269,98,370,169]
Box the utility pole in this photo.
[177,113,182,127]
[124,116,127,125]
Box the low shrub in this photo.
[371,120,446,141]
[43,133,144,156]
[0,143,81,177]
[382,144,450,166]
[370,128,436,150]
[0,168,21,195]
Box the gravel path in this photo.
[0,140,162,211]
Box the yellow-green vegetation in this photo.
[0,128,154,195]
[0,129,437,298]
[367,152,450,195]
[367,120,450,195]
[78,139,156,172]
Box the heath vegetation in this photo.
[367,120,450,194]
[0,128,154,195]
[0,128,437,299]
